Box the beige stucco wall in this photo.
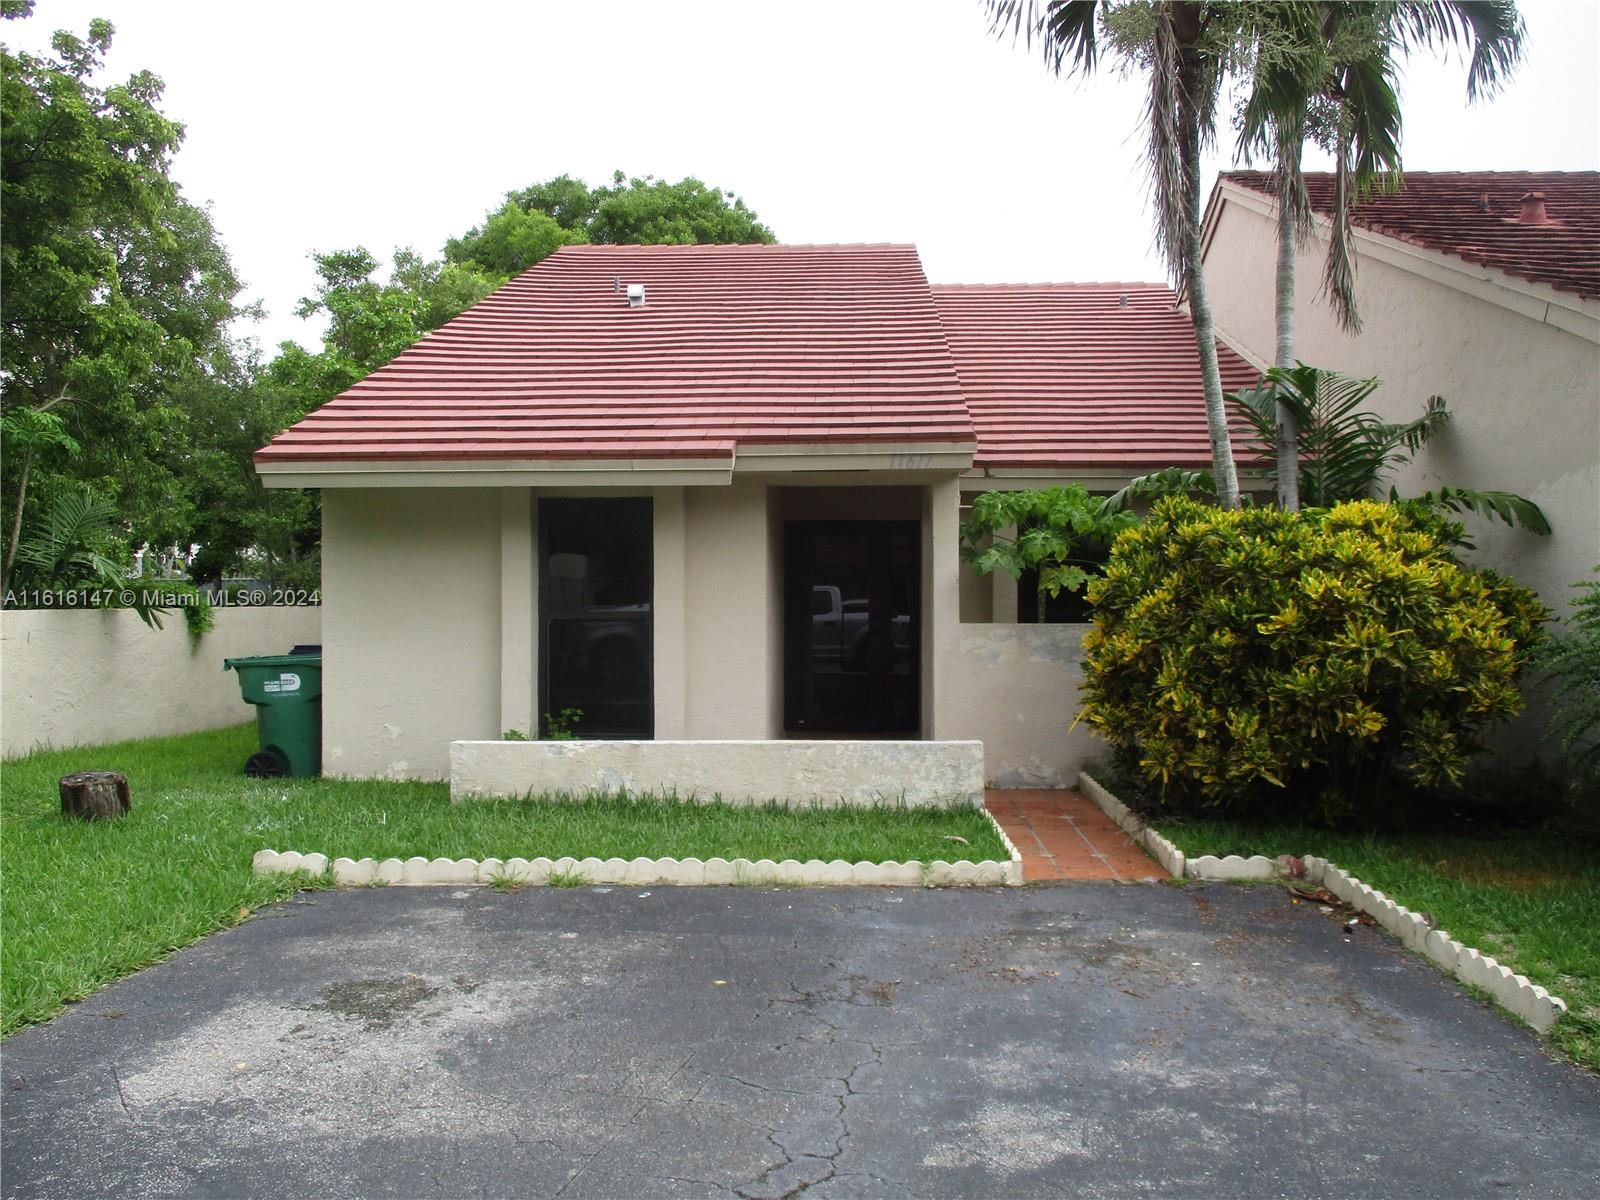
[1204,188,1600,615]
[316,476,1108,786]
[938,623,1101,788]
[682,480,777,738]
[321,488,502,779]
[451,738,985,808]
[1,606,321,757]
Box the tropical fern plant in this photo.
[8,486,197,630]
[1230,364,1549,532]
[11,486,125,585]
[1534,568,1600,802]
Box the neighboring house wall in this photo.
[321,488,502,779]
[1,606,321,757]
[1204,186,1600,615]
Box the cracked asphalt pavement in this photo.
[3,884,1597,1199]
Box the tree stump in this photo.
[59,771,131,820]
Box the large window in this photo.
[539,498,653,738]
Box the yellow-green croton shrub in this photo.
[1080,497,1548,822]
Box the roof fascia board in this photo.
[258,458,733,489]
[732,442,976,473]
[1211,179,1600,345]
[1212,325,1272,373]
[962,467,1273,492]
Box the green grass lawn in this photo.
[1150,812,1600,1071]
[1,723,1004,1036]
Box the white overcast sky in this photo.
[8,0,1599,354]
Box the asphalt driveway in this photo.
[3,883,1596,1199]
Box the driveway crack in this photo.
[109,1064,138,1126]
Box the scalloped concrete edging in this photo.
[1077,771,1569,1035]
[252,825,1024,890]
[1308,855,1569,1034]
[1077,771,1186,878]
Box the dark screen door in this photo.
[784,521,919,735]
[539,497,653,738]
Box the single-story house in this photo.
[1201,170,1599,616]
[259,242,1260,784]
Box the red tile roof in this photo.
[1225,170,1600,301]
[931,283,1262,470]
[256,243,974,465]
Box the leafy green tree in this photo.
[1238,2,1524,507]
[1,11,245,589]
[987,1,1260,509]
[960,486,1137,621]
[167,347,320,587]
[444,204,587,279]
[445,171,776,279]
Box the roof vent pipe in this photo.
[1518,192,1550,226]
[627,283,646,307]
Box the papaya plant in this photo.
[960,486,1137,623]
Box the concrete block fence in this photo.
[1078,770,1570,1036]
[1,606,320,757]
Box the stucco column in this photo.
[499,489,537,738]
[653,486,687,738]
[992,523,1019,624]
[922,476,963,740]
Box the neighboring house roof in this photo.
[256,243,975,466]
[1224,170,1600,301]
[932,283,1261,470]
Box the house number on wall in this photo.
[890,453,934,469]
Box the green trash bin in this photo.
[224,652,322,778]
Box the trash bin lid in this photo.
[224,652,322,671]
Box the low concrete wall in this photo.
[940,623,1103,788]
[450,739,986,808]
[1,606,322,757]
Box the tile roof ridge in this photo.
[546,241,918,253]
[932,280,1172,290]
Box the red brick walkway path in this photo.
[986,789,1167,882]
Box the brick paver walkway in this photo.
[986,788,1167,882]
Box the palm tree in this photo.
[986,1,1254,509]
[1239,1,1525,508]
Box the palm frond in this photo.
[985,0,1101,77]
[1321,113,1362,333]
[1392,1,1527,101]
[1146,11,1187,282]
[14,486,123,583]
[1103,467,1216,512]
[1233,364,1451,506]
[1405,486,1552,535]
